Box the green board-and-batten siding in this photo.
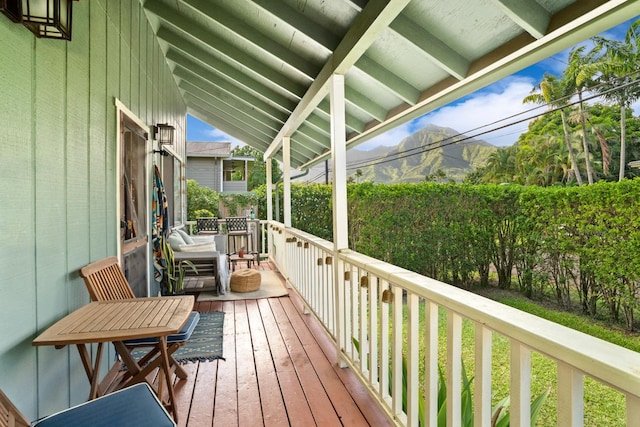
[0,0,186,420]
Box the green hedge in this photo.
[254,180,640,330]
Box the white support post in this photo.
[283,136,291,228]
[266,159,273,258]
[266,158,273,222]
[330,74,348,250]
[330,73,348,368]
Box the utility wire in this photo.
[344,75,640,171]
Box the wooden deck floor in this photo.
[171,262,393,427]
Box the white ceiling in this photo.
[142,0,640,168]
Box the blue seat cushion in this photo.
[32,383,175,426]
[124,311,200,345]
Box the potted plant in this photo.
[160,235,197,295]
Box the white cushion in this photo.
[176,229,194,245]
[190,235,216,245]
[177,242,216,252]
[168,232,186,250]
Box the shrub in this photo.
[186,179,219,220]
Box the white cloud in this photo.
[359,76,541,149]
[359,125,414,148]
[204,128,245,149]
[419,76,540,146]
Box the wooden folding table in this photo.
[32,296,194,423]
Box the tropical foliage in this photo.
[473,20,640,186]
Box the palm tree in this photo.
[565,46,595,184]
[523,73,583,185]
[589,19,640,181]
[483,147,516,183]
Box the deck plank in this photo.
[258,298,316,427]
[234,300,263,426]
[246,299,289,426]
[212,302,239,427]
[184,362,217,427]
[280,297,372,427]
[269,298,343,426]
[182,262,393,427]
[173,362,200,427]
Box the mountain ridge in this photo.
[298,124,498,183]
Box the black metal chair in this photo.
[196,217,219,234]
[225,217,258,269]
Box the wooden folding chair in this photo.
[79,257,198,385]
[0,388,29,427]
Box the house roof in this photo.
[143,0,640,169]
[187,142,232,157]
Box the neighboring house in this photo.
[186,142,255,193]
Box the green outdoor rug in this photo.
[129,310,225,363]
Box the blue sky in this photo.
[187,19,637,150]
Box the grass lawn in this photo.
[357,283,633,425]
[413,289,631,425]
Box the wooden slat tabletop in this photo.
[33,296,194,346]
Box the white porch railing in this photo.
[266,221,640,427]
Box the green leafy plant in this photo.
[353,338,549,426]
[186,179,219,220]
[219,192,259,217]
[160,235,198,294]
[194,208,215,218]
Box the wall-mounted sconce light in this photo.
[153,123,175,146]
[1,0,74,40]
[152,123,175,156]
[23,0,73,40]
[0,0,21,22]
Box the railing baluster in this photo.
[352,265,360,364]
[344,262,353,359]
[407,293,420,427]
[627,395,640,426]
[511,340,532,427]
[475,324,492,427]
[369,275,379,387]
[557,361,583,427]
[447,312,463,427]
[327,254,334,333]
[314,245,320,316]
[359,271,369,376]
[392,284,404,424]
[425,300,438,427]
[336,258,346,360]
[380,280,391,405]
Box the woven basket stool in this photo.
[230,269,261,293]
